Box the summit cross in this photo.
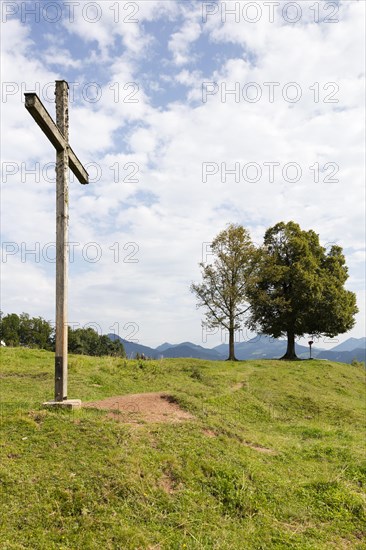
[24,80,89,407]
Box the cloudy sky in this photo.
[1,0,365,349]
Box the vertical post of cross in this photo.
[55,80,69,401]
[24,79,89,408]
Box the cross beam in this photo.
[24,93,88,185]
[24,80,89,405]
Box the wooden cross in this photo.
[24,80,89,406]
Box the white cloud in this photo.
[43,48,82,69]
[60,0,179,60]
[168,16,202,65]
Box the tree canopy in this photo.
[0,312,125,358]
[191,221,358,361]
[68,327,125,357]
[246,221,358,359]
[191,224,256,360]
[0,312,53,349]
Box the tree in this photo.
[68,326,125,357]
[191,224,256,361]
[0,313,21,346]
[20,314,54,349]
[31,317,54,350]
[0,311,124,357]
[19,313,32,345]
[99,334,125,357]
[0,312,54,349]
[246,221,358,360]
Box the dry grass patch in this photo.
[242,441,277,454]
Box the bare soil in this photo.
[84,392,195,424]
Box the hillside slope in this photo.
[0,348,365,549]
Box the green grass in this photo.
[0,348,365,549]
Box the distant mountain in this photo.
[108,333,364,364]
[329,337,366,353]
[159,342,224,361]
[155,342,174,352]
[157,342,203,352]
[213,335,320,360]
[107,334,159,359]
[108,335,225,360]
[317,348,366,364]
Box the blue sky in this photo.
[1,0,365,348]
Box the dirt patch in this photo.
[242,440,276,454]
[202,429,217,438]
[84,392,195,424]
[231,382,244,391]
[159,473,178,494]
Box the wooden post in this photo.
[24,80,89,408]
[55,81,69,401]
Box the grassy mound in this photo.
[0,348,365,549]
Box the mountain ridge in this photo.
[108,334,365,363]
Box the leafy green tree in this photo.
[0,312,54,349]
[68,327,84,355]
[82,327,101,356]
[246,221,358,360]
[98,334,125,357]
[0,313,21,346]
[68,326,125,357]
[0,312,124,357]
[18,313,32,345]
[20,314,53,349]
[191,224,256,361]
[68,327,99,355]
[31,317,54,350]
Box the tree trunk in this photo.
[280,330,298,360]
[227,326,237,361]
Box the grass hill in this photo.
[0,348,365,549]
